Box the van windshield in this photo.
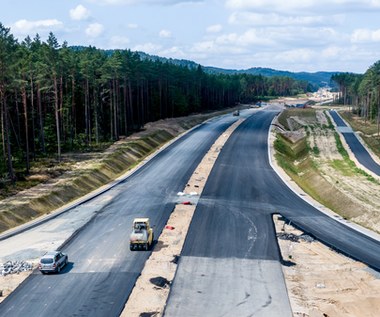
[41,258,54,264]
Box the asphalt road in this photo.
[2,107,380,317]
[165,109,293,316]
[329,110,380,175]
[0,113,241,317]
[164,108,380,316]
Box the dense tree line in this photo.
[332,62,380,124]
[0,23,308,183]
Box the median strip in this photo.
[120,118,245,316]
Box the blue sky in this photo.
[2,0,380,73]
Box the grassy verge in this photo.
[274,108,377,221]
[333,131,379,183]
[341,111,380,158]
[274,133,342,213]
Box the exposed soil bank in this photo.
[275,215,380,317]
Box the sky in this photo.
[2,0,380,73]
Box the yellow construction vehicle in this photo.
[129,218,154,251]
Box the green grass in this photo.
[274,134,308,160]
[332,131,379,183]
[334,132,349,160]
[312,145,320,156]
[341,111,380,158]
[275,152,299,175]
[323,111,335,129]
[330,159,353,176]
[274,108,380,228]
[274,131,357,216]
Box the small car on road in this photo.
[38,251,68,274]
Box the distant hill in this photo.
[70,48,340,89]
[204,66,338,88]
[137,52,339,89]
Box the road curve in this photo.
[1,107,380,317]
[164,106,380,316]
[0,113,242,317]
[329,110,380,175]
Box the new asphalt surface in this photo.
[0,112,241,317]
[329,110,380,175]
[164,107,380,316]
[1,107,380,317]
[165,109,293,316]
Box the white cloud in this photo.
[351,29,371,42]
[191,40,215,52]
[351,28,380,42]
[132,42,162,53]
[225,0,380,13]
[109,35,130,47]
[225,0,316,11]
[87,0,135,4]
[128,23,139,29]
[228,12,344,27]
[85,23,104,37]
[70,5,91,21]
[159,29,172,38]
[236,29,274,46]
[369,0,380,7]
[159,46,187,58]
[191,39,246,54]
[321,46,342,58]
[274,48,314,64]
[11,19,63,35]
[88,0,202,5]
[206,24,223,33]
[212,29,274,47]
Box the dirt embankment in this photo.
[273,107,380,234]
[275,215,380,317]
[0,110,239,235]
[271,104,380,316]
[0,107,243,304]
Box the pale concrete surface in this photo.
[164,257,292,317]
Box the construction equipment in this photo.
[129,218,154,251]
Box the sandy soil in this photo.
[300,110,380,233]
[271,102,380,317]
[275,215,380,317]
